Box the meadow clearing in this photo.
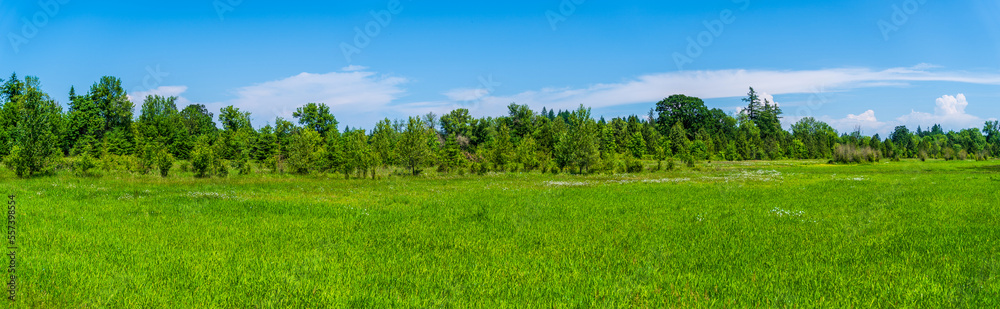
[1,159,997,307]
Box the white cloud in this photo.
[814,94,985,136]
[847,110,878,123]
[934,93,969,115]
[423,65,1000,120]
[341,65,368,72]
[155,64,1000,131]
[826,110,886,134]
[202,71,408,127]
[896,94,982,131]
[127,86,192,106]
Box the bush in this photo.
[179,161,191,173]
[215,159,229,177]
[137,145,156,175]
[611,156,626,174]
[235,150,252,175]
[832,144,881,164]
[75,153,98,177]
[264,154,284,174]
[624,155,643,173]
[156,150,174,177]
[958,150,968,161]
[192,143,214,178]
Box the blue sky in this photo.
[1,0,998,135]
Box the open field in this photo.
[1,160,998,307]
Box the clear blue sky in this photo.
[2,0,998,135]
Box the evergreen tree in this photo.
[5,76,61,177]
[88,76,133,143]
[741,87,762,122]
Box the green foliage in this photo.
[791,139,808,159]
[488,124,515,171]
[342,129,376,179]
[6,76,61,177]
[157,148,174,177]
[191,137,215,178]
[137,95,186,159]
[89,76,133,138]
[218,105,253,133]
[234,149,251,176]
[5,74,1000,180]
[137,143,157,175]
[655,94,711,138]
[287,128,323,175]
[626,131,646,158]
[555,105,600,174]
[179,104,217,137]
[74,151,98,177]
[515,136,540,172]
[293,103,339,137]
[441,108,473,138]
[371,118,397,167]
[690,140,708,162]
[440,134,469,174]
[624,153,643,173]
[399,117,432,176]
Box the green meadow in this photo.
[2,159,998,307]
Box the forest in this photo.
[2,73,999,178]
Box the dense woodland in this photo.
[1,73,998,178]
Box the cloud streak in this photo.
[436,65,1000,117]
[154,64,1000,131]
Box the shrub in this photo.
[943,147,956,161]
[624,155,643,173]
[958,150,968,161]
[235,150,251,175]
[832,144,881,164]
[137,145,157,175]
[192,142,214,178]
[156,150,174,177]
[75,153,98,177]
[215,159,229,177]
[612,156,626,174]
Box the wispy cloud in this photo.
[156,64,1000,131]
[128,86,192,107]
[463,65,998,109]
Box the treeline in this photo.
[1,73,998,178]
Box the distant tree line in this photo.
[1,73,998,178]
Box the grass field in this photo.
[1,160,998,307]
